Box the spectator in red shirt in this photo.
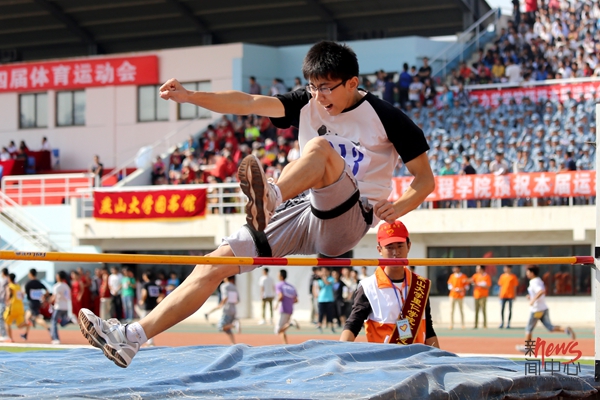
[210,150,237,182]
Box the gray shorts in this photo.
[275,313,291,334]
[223,163,372,273]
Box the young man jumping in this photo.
[78,40,434,368]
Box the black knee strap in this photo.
[311,190,370,224]
[244,224,272,257]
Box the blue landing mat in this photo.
[1,340,598,399]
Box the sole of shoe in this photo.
[103,343,128,369]
[238,155,268,231]
[78,309,105,350]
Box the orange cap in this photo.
[377,220,409,247]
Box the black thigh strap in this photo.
[244,224,272,257]
[310,190,360,220]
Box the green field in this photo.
[0,346,61,353]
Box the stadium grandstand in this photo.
[1,0,600,398]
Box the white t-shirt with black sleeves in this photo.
[270,89,429,205]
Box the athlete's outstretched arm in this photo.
[159,78,285,117]
[374,152,435,223]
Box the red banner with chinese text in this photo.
[467,81,600,107]
[0,55,158,93]
[389,171,596,201]
[93,188,206,220]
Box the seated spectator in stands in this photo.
[216,117,234,143]
[40,137,51,151]
[422,78,436,104]
[169,149,183,172]
[168,169,182,185]
[459,61,473,83]
[180,165,196,184]
[180,135,196,155]
[287,140,300,163]
[244,118,261,145]
[0,147,10,162]
[505,58,522,83]
[15,148,27,162]
[491,58,506,83]
[454,81,470,107]
[408,75,423,107]
[7,140,16,155]
[490,152,510,176]
[475,62,492,84]
[151,156,166,185]
[210,149,237,183]
[19,140,28,153]
[562,151,577,171]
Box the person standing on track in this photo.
[470,265,491,329]
[498,265,519,329]
[447,266,469,329]
[340,220,439,347]
[78,40,434,368]
[258,268,275,325]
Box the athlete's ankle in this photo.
[125,322,148,344]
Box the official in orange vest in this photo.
[340,220,439,347]
[470,265,492,329]
[447,266,469,329]
[498,265,519,329]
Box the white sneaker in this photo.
[258,319,266,325]
[78,308,140,368]
[292,319,300,330]
[238,155,280,231]
[233,319,241,334]
[51,340,60,345]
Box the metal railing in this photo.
[0,190,63,255]
[1,173,94,206]
[430,7,502,80]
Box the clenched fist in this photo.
[159,78,189,103]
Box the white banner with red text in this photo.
[389,171,596,201]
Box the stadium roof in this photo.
[0,0,491,63]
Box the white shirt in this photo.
[505,64,522,83]
[259,275,275,298]
[108,273,123,295]
[527,277,548,312]
[52,281,71,311]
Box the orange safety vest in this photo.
[361,267,428,344]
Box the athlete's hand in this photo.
[373,200,401,224]
[159,78,189,103]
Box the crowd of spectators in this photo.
[446,0,600,85]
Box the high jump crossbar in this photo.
[0,250,593,267]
